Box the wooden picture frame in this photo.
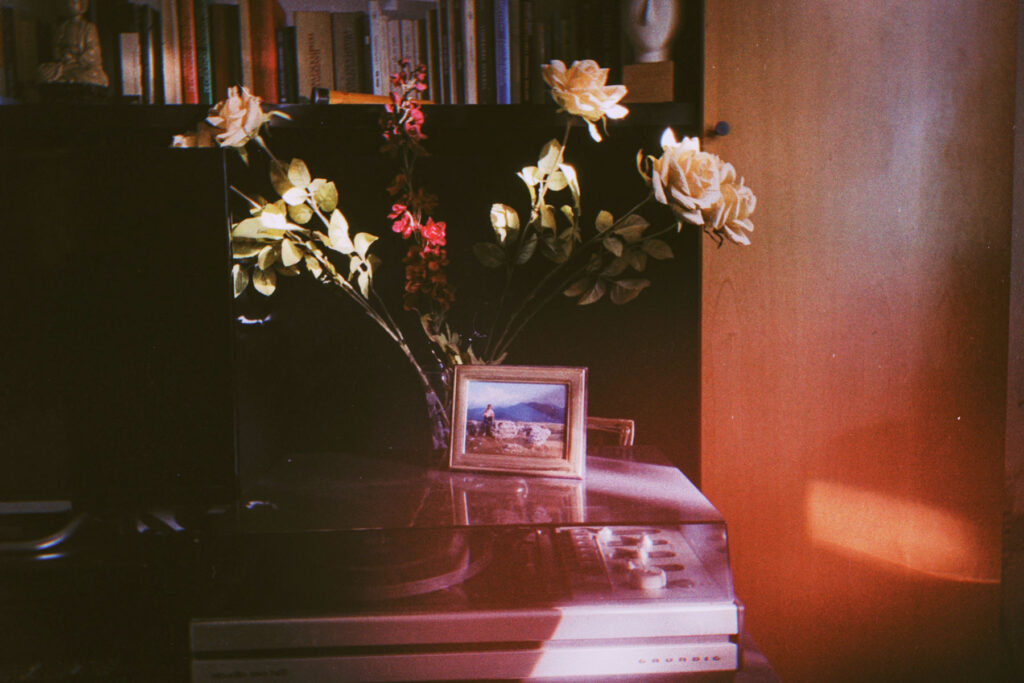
[449,365,587,479]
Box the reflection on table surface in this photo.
[232,447,722,532]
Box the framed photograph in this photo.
[448,365,587,479]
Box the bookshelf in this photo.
[0,0,702,110]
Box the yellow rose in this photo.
[206,86,266,148]
[643,129,756,245]
[541,59,628,141]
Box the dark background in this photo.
[0,99,701,513]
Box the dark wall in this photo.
[232,103,702,484]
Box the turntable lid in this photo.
[229,447,724,533]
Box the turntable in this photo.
[190,448,742,681]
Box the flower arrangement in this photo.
[174,59,756,451]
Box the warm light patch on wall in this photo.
[806,481,998,584]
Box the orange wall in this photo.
[701,2,1014,681]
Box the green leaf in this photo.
[288,202,313,225]
[546,170,568,192]
[560,204,575,223]
[615,214,650,243]
[304,254,323,279]
[578,279,607,305]
[643,238,674,260]
[257,245,277,270]
[231,237,264,258]
[601,257,629,278]
[269,162,292,197]
[327,209,354,254]
[626,249,648,272]
[540,204,558,230]
[559,163,580,202]
[603,235,623,257]
[563,277,592,297]
[490,203,520,244]
[595,210,614,232]
[276,264,301,277]
[231,264,249,298]
[252,267,277,296]
[515,232,538,264]
[537,139,561,173]
[280,238,303,267]
[610,278,651,305]
[287,158,312,188]
[473,242,506,268]
[281,186,307,206]
[233,216,285,240]
[312,180,338,213]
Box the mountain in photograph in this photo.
[494,401,564,423]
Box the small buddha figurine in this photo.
[37,0,109,88]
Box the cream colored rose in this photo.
[541,59,628,141]
[206,86,265,148]
[706,162,757,245]
[643,128,756,245]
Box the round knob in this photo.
[713,121,730,136]
[629,565,668,590]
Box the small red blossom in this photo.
[420,217,446,246]
[391,210,416,239]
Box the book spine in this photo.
[13,10,38,99]
[519,0,532,103]
[119,32,141,99]
[438,0,456,103]
[0,9,14,101]
[386,18,401,77]
[0,10,7,99]
[275,25,297,102]
[424,7,439,102]
[493,0,510,104]
[331,13,362,93]
[161,0,182,103]
[294,11,333,102]
[178,0,199,104]
[507,0,519,104]
[237,0,254,91]
[90,0,125,99]
[209,3,241,101]
[462,0,477,104]
[367,0,387,95]
[194,0,213,104]
[400,18,416,67]
[249,0,283,103]
[475,0,495,104]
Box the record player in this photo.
[190,448,742,681]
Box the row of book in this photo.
[0,0,636,106]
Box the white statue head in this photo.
[623,0,682,63]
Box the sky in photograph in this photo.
[466,380,566,411]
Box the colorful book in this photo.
[506,0,519,104]
[400,18,417,68]
[275,25,297,102]
[249,0,285,102]
[178,0,199,104]
[331,11,368,93]
[294,10,333,102]
[424,6,440,102]
[237,0,255,90]
[194,0,213,104]
[386,18,401,78]
[475,0,495,104]
[210,2,241,101]
[118,31,141,99]
[161,0,182,103]
[462,0,477,104]
[367,0,387,95]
